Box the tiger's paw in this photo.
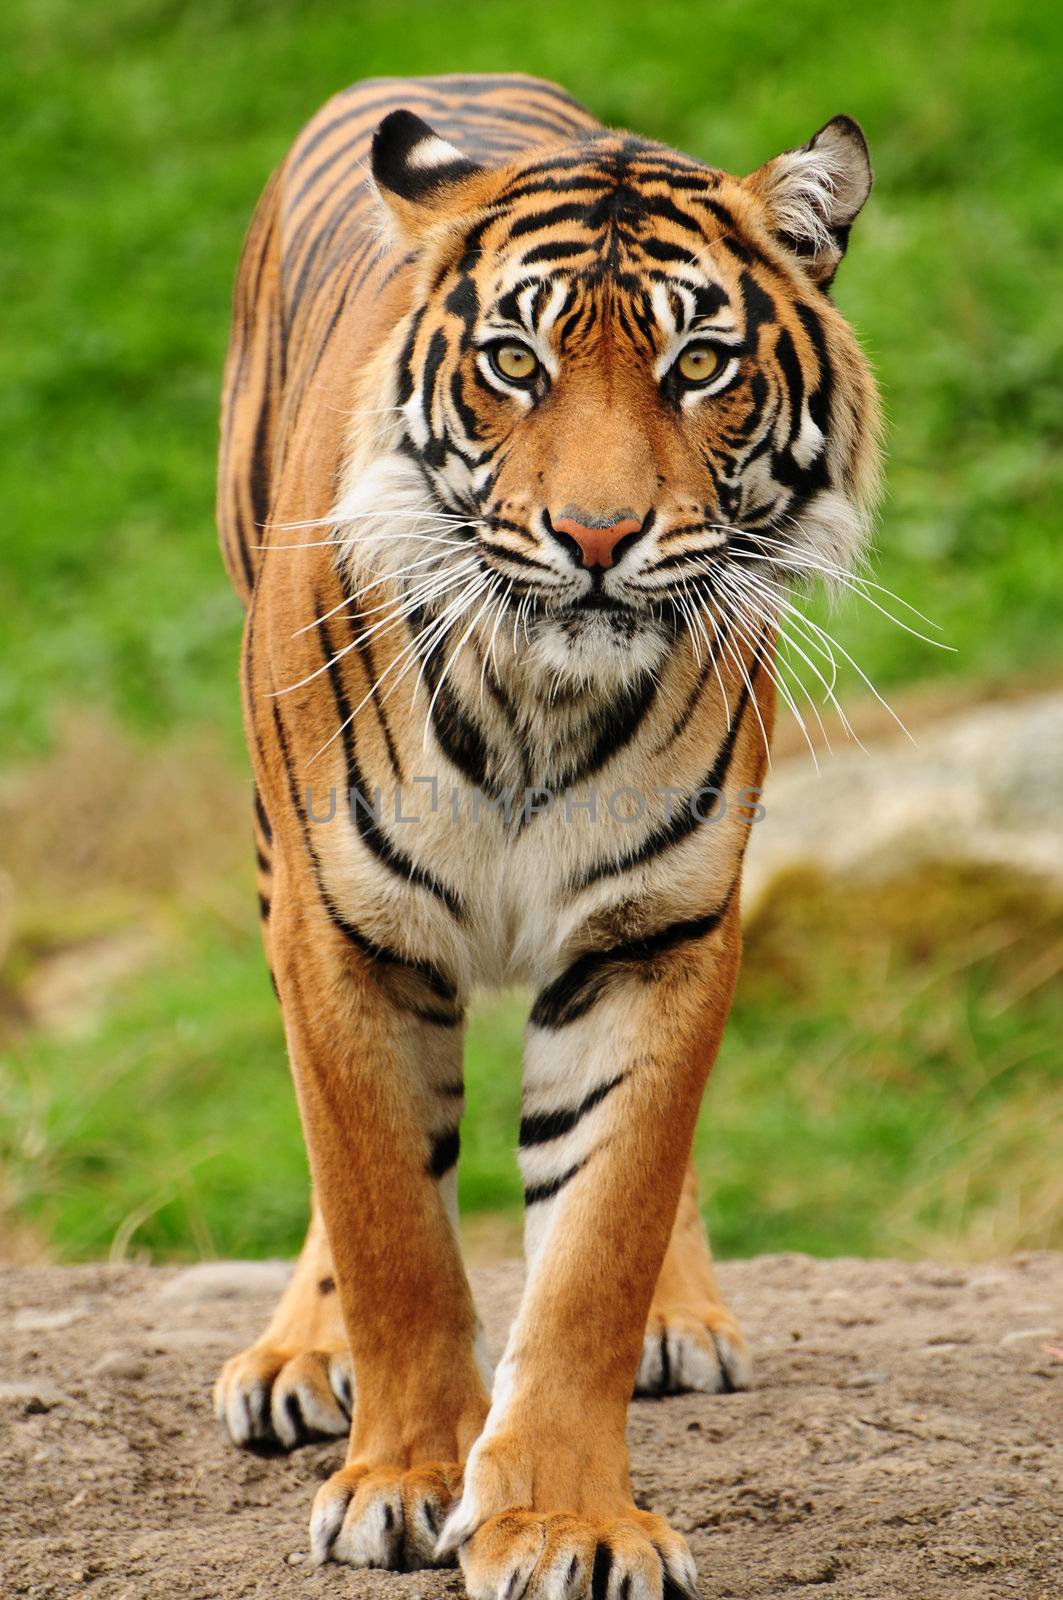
[213,1342,353,1449]
[310,1461,464,1570]
[454,1509,699,1600]
[635,1303,751,1397]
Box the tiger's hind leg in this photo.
[213,795,353,1450]
[213,1198,353,1449]
[636,1158,751,1396]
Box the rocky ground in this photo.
[1,1254,1061,1599]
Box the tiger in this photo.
[213,72,880,1599]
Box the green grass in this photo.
[2,0,1061,750]
[3,856,1060,1262]
[1,0,1061,1262]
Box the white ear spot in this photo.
[405,134,469,172]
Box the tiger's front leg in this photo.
[266,886,490,1572]
[440,893,743,1600]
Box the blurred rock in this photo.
[745,692,1063,909]
[92,1349,147,1380]
[12,1303,90,1332]
[156,1261,292,1303]
[0,1379,67,1411]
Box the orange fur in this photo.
[213,73,880,1597]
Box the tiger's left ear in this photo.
[745,116,872,286]
[371,109,489,245]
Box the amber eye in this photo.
[489,342,541,385]
[676,345,722,385]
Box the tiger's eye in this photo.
[491,343,540,383]
[676,345,722,384]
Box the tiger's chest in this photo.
[309,663,746,994]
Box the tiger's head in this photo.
[336,110,882,689]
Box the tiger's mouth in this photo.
[540,590,675,654]
[518,579,688,639]
[558,591,631,616]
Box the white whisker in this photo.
[292,550,478,638]
[683,581,731,729]
[714,614,773,769]
[711,560,867,753]
[421,575,503,751]
[729,541,951,652]
[481,581,514,701]
[303,569,489,768]
[274,558,481,698]
[716,575,823,769]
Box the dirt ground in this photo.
[1,1254,1060,1600]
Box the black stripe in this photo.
[658,1334,672,1395]
[795,301,834,437]
[570,646,762,892]
[524,1160,587,1207]
[739,269,777,350]
[630,164,718,190]
[356,634,403,783]
[432,100,586,142]
[773,326,806,452]
[231,508,256,595]
[591,1543,614,1600]
[506,200,605,240]
[415,627,507,799]
[496,172,618,204]
[415,74,594,113]
[654,629,725,754]
[552,671,658,792]
[427,1128,460,1178]
[530,885,738,1031]
[444,272,479,328]
[520,238,592,266]
[410,1008,464,1027]
[421,327,449,449]
[734,370,769,438]
[220,199,277,485]
[269,702,459,1006]
[519,1074,625,1147]
[448,368,484,443]
[246,324,273,499]
[635,193,705,234]
[319,614,465,917]
[478,542,556,574]
[636,235,703,267]
[253,788,273,844]
[289,231,386,408]
[286,178,371,319]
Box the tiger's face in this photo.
[341,112,881,687]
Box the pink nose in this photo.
[551,515,644,569]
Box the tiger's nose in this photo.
[548,509,646,569]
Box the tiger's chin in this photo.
[517,606,671,692]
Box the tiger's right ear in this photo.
[745,116,872,285]
[371,109,488,245]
